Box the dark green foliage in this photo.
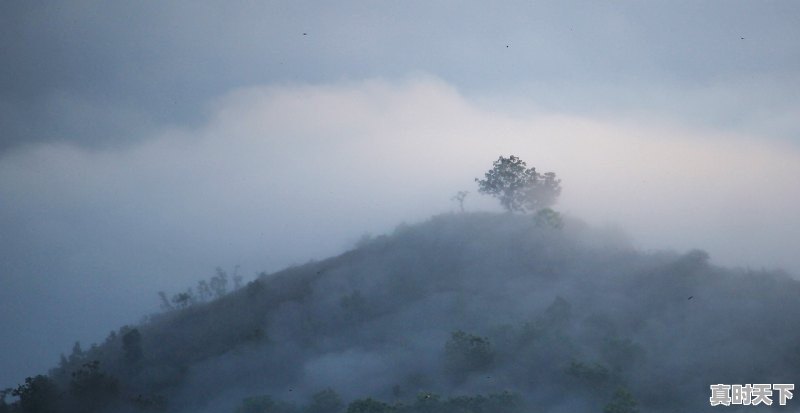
[14,213,800,413]
[340,290,368,322]
[443,331,494,382]
[196,280,213,302]
[603,387,639,413]
[235,396,298,413]
[67,341,84,364]
[171,289,195,309]
[442,392,523,413]
[246,278,266,296]
[333,392,523,413]
[566,361,611,393]
[235,396,273,413]
[601,337,644,373]
[131,394,168,411]
[158,266,244,314]
[236,392,521,413]
[533,207,563,229]
[209,267,230,298]
[408,392,440,413]
[104,330,118,345]
[346,398,395,413]
[475,155,561,213]
[305,388,344,413]
[122,328,143,364]
[11,375,60,413]
[69,361,120,412]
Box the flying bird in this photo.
[688,296,694,300]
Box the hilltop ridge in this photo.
[5,212,799,413]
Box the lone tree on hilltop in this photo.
[475,155,561,213]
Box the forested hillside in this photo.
[3,212,798,413]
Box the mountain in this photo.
[4,212,799,413]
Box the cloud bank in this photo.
[2,1,799,152]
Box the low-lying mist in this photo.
[3,2,800,411]
[3,211,798,412]
[1,78,798,411]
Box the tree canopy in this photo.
[475,155,561,213]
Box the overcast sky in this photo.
[1,0,799,390]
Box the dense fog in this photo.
[3,80,799,395]
[2,2,799,412]
[4,212,798,412]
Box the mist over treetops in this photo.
[3,204,798,412]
